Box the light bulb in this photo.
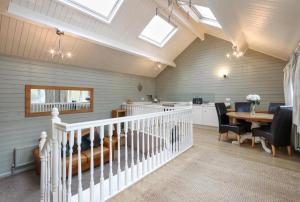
[157,63,162,69]
[49,49,55,54]
[66,52,72,58]
[226,53,231,58]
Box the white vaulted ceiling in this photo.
[0,13,164,77]
[0,0,299,77]
[208,0,300,60]
[0,0,200,77]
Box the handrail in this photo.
[54,107,192,132]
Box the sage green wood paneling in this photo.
[0,56,155,175]
[156,35,286,109]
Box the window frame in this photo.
[191,5,222,28]
[139,15,178,48]
[58,0,124,24]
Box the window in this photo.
[139,15,178,47]
[59,0,123,23]
[192,5,222,28]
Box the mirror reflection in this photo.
[25,85,93,117]
[30,89,91,112]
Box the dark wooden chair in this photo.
[252,107,293,156]
[215,103,248,143]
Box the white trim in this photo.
[58,0,124,24]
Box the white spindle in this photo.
[136,119,140,178]
[51,108,61,202]
[62,132,67,202]
[151,118,154,169]
[109,124,113,195]
[58,130,62,202]
[117,123,121,190]
[163,115,167,162]
[89,127,95,202]
[99,126,104,202]
[142,119,145,175]
[77,130,83,202]
[130,121,134,182]
[67,131,74,202]
[147,118,150,172]
[124,122,129,185]
[47,143,51,202]
[185,113,188,146]
[168,114,171,159]
[39,132,47,202]
[160,116,163,165]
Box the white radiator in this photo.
[12,145,37,172]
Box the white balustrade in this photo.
[39,104,193,202]
[31,102,90,112]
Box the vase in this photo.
[250,103,256,115]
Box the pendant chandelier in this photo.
[226,45,243,59]
[49,29,72,60]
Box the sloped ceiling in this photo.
[1,0,201,77]
[0,0,299,78]
[208,0,300,60]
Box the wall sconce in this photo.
[218,69,229,79]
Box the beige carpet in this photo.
[109,127,300,202]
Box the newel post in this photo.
[51,108,61,202]
[40,131,47,202]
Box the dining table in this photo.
[226,112,274,153]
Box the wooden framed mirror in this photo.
[25,85,93,117]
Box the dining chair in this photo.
[268,102,285,114]
[234,102,252,132]
[252,107,293,157]
[215,103,248,143]
[235,102,251,112]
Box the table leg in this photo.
[256,137,271,153]
[232,133,252,145]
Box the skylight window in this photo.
[139,15,178,48]
[193,5,222,28]
[59,0,123,23]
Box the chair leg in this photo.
[237,135,240,145]
[218,133,221,141]
[252,137,255,147]
[271,145,276,157]
[287,145,292,156]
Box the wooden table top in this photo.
[226,112,274,123]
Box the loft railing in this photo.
[31,102,90,112]
[40,105,193,202]
[122,102,192,116]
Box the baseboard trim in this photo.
[0,165,35,179]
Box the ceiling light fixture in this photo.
[226,45,243,59]
[155,62,163,70]
[49,29,72,60]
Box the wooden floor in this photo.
[109,127,300,202]
[1,127,300,202]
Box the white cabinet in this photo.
[192,104,218,127]
[192,105,202,124]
